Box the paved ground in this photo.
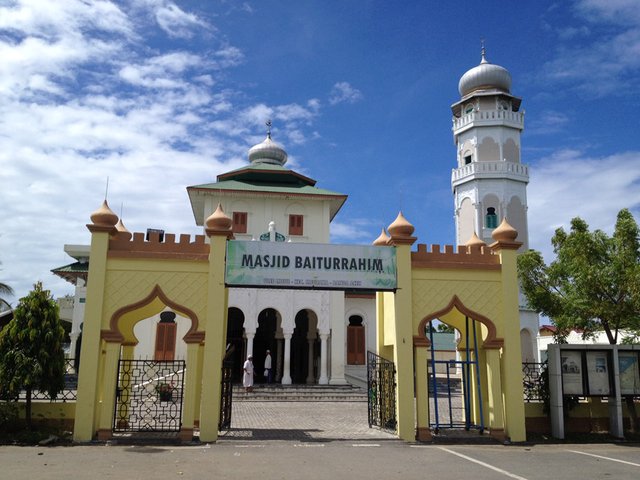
[3,440,640,479]
[218,400,397,442]
[3,400,640,479]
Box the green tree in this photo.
[518,208,640,431]
[0,282,66,429]
[517,209,640,343]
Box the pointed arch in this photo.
[102,284,204,345]
[415,295,503,349]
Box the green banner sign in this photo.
[225,241,397,291]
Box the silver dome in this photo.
[248,135,288,166]
[458,52,511,97]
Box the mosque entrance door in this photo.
[255,308,278,383]
[226,308,245,383]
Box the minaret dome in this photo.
[458,47,512,97]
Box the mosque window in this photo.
[465,103,474,114]
[464,155,472,165]
[485,207,498,229]
[232,212,248,234]
[289,214,304,236]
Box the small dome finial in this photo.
[480,38,487,64]
[266,119,272,139]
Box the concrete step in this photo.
[232,384,367,402]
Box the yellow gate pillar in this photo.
[414,344,431,441]
[96,341,121,440]
[180,341,203,441]
[199,205,233,442]
[490,220,526,442]
[485,347,506,440]
[386,212,417,442]
[74,201,119,442]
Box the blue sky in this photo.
[1,0,640,302]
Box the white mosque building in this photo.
[53,48,539,386]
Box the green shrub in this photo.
[0,401,19,429]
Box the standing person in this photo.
[264,349,273,384]
[243,355,254,392]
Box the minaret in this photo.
[451,46,539,362]
[451,46,529,250]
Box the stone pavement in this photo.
[218,400,399,442]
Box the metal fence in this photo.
[522,361,545,402]
[17,358,77,402]
[367,351,397,431]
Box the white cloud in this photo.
[329,81,363,105]
[577,0,640,25]
[0,1,324,303]
[154,2,207,38]
[330,219,377,243]
[118,52,203,89]
[528,149,640,260]
[542,0,640,95]
[527,110,570,135]
[213,45,244,69]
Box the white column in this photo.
[69,332,80,365]
[281,333,292,385]
[245,332,255,360]
[306,338,315,384]
[328,291,346,384]
[319,334,329,385]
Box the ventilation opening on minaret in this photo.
[485,208,498,229]
[464,155,472,165]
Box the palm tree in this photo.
[0,282,13,310]
[0,262,14,310]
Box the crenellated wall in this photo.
[109,231,209,260]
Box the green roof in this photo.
[51,261,89,285]
[190,179,344,197]
[187,162,348,225]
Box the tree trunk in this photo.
[25,387,32,430]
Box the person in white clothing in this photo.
[264,350,273,384]
[243,355,254,392]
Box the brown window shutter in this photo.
[233,212,248,234]
[154,322,178,361]
[289,214,303,235]
[163,322,177,360]
[154,324,167,360]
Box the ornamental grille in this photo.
[367,351,397,431]
[113,359,185,433]
[522,361,545,402]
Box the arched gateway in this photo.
[73,201,526,443]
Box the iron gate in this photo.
[428,317,484,434]
[367,351,397,431]
[218,361,233,431]
[113,359,185,433]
